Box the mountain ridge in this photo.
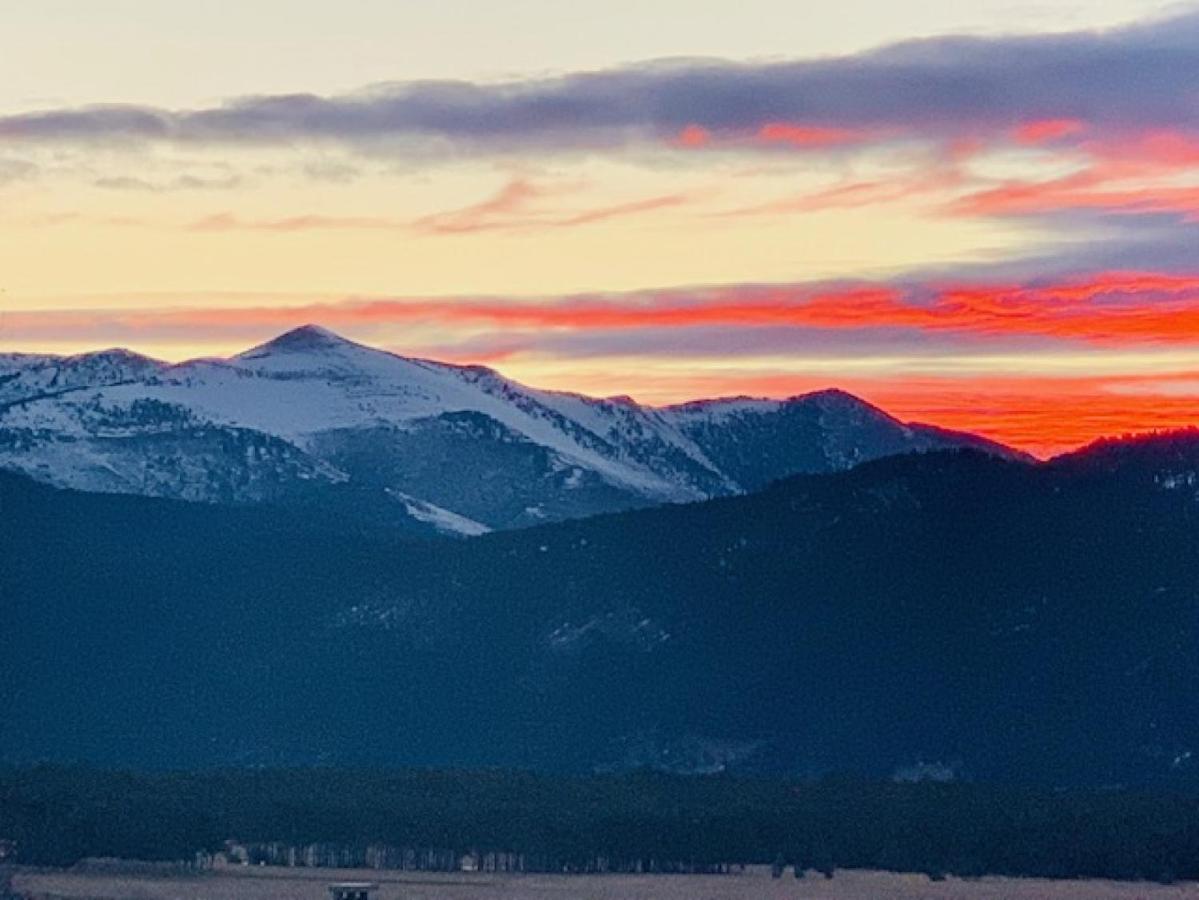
[0,324,1024,534]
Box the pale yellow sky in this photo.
[0,144,1051,315]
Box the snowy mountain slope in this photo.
[0,325,1022,532]
[97,326,718,498]
[663,389,1023,492]
[0,348,165,407]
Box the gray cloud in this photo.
[0,157,37,184]
[0,105,171,141]
[4,11,1199,154]
[299,159,362,182]
[93,173,242,191]
[415,324,1069,363]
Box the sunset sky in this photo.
[6,0,1199,455]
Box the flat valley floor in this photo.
[12,866,1199,899]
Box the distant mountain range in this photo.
[4,431,1199,787]
[0,325,1019,534]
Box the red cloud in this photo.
[14,271,1199,345]
[928,272,1199,342]
[953,180,1199,221]
[349,272,1199,344]
[1013,118,1085,145]
[951,127,1199,220]
[670,121,872,152]
[675,124,712,148]
[1105,129,1199,168]
[757,122,866,147]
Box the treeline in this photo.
[2,767,1199,882]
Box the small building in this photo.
[328,883,376,900]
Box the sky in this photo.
[4,0,1199,456]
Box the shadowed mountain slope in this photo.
[2,432,1198,786]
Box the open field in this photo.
[11,866,1199,900]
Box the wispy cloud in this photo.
[179,178,692,234]
[93,173,242,192]
[412,178,549,233]
[186,212,406,232]
[414,178,690,234]
[0,157,37,184]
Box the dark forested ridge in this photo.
[3,432,1199,786]
[3,767,1199,883]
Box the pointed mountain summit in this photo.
[238,324,363,358]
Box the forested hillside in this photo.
[3,434,1199,785]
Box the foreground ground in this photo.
[11,865,1199,899]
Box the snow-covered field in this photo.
[12,866,1199,899]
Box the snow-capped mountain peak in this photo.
[238,323,363,358]
[0,326,1022,534]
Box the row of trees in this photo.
[1,767,1199,882]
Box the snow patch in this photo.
[386,489,491,537]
